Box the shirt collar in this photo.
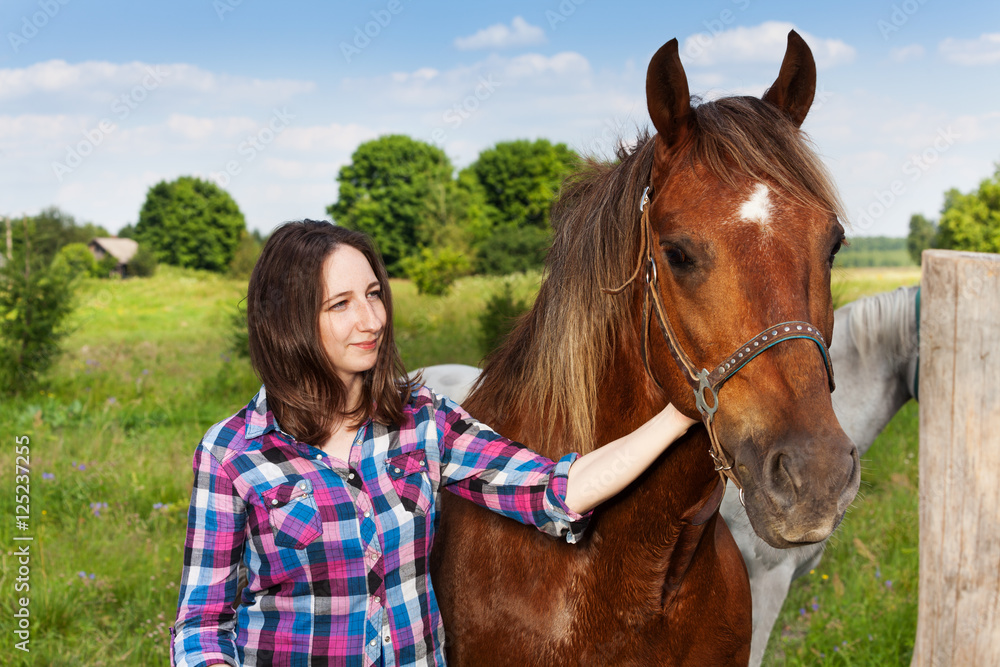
[244,385,289,441]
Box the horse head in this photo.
[643,31,859,548]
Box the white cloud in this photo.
[939,33,1000,66]
[890,44,925,63]
[454,16,546,51]
[0,59,314,105]
[680,21,856,69]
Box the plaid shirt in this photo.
[171,385,589,666]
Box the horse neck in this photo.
[829,287,918,457]
[588,336,723,564]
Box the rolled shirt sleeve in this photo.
[430,390,591,543]
[171,439,246,667]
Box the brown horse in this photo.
[430,31,859,665]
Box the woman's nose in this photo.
[357,301,382,331]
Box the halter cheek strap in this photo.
[603,187,837,492]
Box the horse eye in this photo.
[664,247,689,266]
[829,239,845,264]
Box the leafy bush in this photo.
[227,230,262,280]
[400,247,471,296]
[229,306,250,360]
[127,244,158,278]
[479,282,530,356]
[0,249,76,396]
[474,225,551,275]
[50,243,97,279]
[93,253,120,278]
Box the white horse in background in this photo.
[413,285,920,666]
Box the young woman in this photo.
[171,220,696,666]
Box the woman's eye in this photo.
[329,300,347,311]
[368,290,382,300]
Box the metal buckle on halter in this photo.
[639,186,650,212]
[694,369,719,422]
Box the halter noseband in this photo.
[604,187,837,492]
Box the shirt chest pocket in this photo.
[385,449,433,517]
[260,478,323,549]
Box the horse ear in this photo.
[646,38,695,148]
[762,30,816,128]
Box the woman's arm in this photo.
[171,441,246,667]
[563,404,697,515]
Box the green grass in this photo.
[0,265,919,666]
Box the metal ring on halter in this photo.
[694,369,719,421]
[709,448,732,472]
[639,186,651,212]
[739,487,745,507]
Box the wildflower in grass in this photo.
[821,573,829,580]
[885,580,893,589]
[142,368,150,375]
[868,634,874,641]
[106,396,117,405]
[42,472,54,480]
[153,502,165,510]
[78,571,87,578]
[875,567,881,579]
[811,597,819,612]
[90,501,108,517]
[799,607,806,616]
[834,645,840,652]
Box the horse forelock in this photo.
[688,96,846,225]
[847,285,919,365]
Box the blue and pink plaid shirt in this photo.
[171,384,590,666]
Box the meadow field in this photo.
[0,265,920,666]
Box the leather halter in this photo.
[604,187,837,491]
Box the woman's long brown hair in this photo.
[246,220,415,446]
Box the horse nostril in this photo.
[766,451,800,504]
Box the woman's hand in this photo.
[563,403,699,515]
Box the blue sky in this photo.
[3,0,999,238]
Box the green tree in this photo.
[465,139,579,274]
[935,165,1000,254]
[228,229,263,280]
[906,214,937,265]
[0,223,76,396]
[329,135,458,276]
[6,208,109,267]
[135,176,246,272]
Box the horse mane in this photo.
[467,97,846,458]
[846,285,919,365]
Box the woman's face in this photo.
[318,245,386,388]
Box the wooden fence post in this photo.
[912,249,1000,666]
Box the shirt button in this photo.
[299,482,307,490]
[420,460,426,466]
[384,636,391,643]
[394,467,401,473]
[271,499,279,506]
[363,511,370,518]
[373,595,380,603]
[370,638,376,646]
[348,473,355,480]
[315,454,322,460]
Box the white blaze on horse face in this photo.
[738,183,773,227]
